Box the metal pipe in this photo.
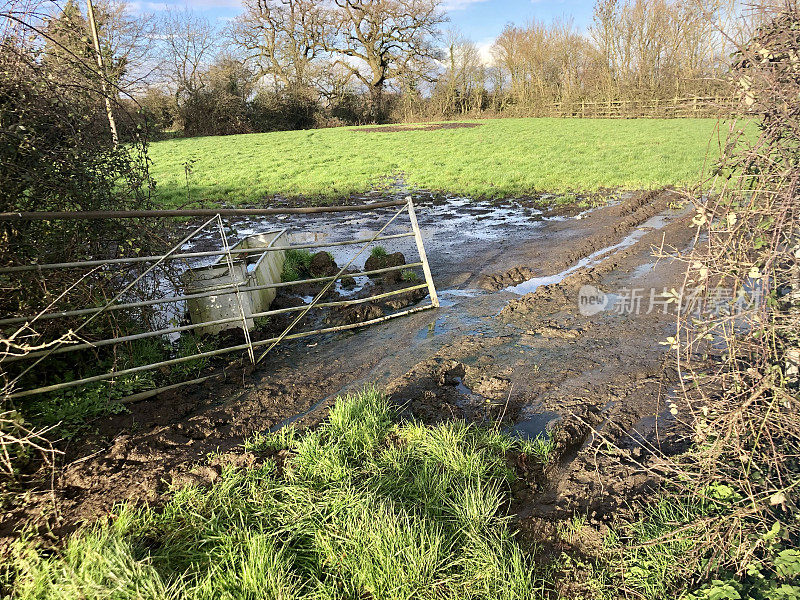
[0,232,415,274]
[407,198,440,308]
[0,199,408,221]
[2,282,428,362]
[0,262,423,326]
[118,374,218,405]
[6,303,436,399]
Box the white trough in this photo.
[182,230,287,335]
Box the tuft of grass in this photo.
[520,434,556,465]
[400,269,420,282]
[370,246,388,259]
[5,388,546,600]
[7,386,552,599]
[253,316,271,331]
[281,249,313,282]
[243,425,297,453]
[146,118,730,207]
[582,481,800,599]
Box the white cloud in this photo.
[476,36,494,65]
[443,0,490,10]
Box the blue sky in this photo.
[446,0,594,44]
[131,0,596,47]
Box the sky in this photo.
[129,0,597,48]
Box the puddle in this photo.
[507,207,687,296]
[437,288,485,308]
[416,317,447,339]
[626,408,675,447]
[452,376,474,397]
[631,261,657,278]
[451,376,494,413]
[154,195,557,341]
[508,411,561,441]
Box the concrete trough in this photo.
[182,230,287,335]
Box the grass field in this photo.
[147,118,724,207]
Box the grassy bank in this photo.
[147,118,722,207]
[6,387,555,599]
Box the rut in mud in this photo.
[1,188,696,548]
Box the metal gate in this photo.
[0,198,438,403]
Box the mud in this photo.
[354,122,483,133]
[1,188,696,552]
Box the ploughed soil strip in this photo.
[354,122,483,133]
[0,188,695,552]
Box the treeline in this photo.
[2,0,756,141]
[138,0,749,135]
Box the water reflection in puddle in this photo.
[416,317,447,339]
[506,206,689,296]
[508,411,562,441]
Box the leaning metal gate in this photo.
[0,198,438,403]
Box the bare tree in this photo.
[95,0,160,94]
[159,8,217,107]
[231,0,327,93]
[325,0,446,121]
[436,29,485,115]
[590,0,733,101]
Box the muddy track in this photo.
[0,189,696,551]
[476,189,675,290]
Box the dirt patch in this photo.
[355,122,483,133]
[364,251,406,283]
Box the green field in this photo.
[147,118,723,207]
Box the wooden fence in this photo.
[534,95,737,119]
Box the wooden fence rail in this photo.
[496,95,737,119]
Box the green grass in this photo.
[400,269,420,282]
[370,246,388,259]
[147,118,725,207]
[7,387,553,599]
[281,248,313,282]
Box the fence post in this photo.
[406,197,439,308]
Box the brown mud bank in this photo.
[1,188,696,551]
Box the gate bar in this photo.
[7,303,436,399]
[0,262,423,326]
[407,198,440,308]
[2,283,429,362]
[0,232,416,274]
[0,199,408,221]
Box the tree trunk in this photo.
[86,0,118,147]
[369,84,385,123]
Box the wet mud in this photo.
[1,188,697,551]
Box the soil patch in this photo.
[355,122,483,133]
